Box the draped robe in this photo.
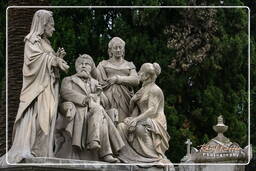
[1,38,59,164]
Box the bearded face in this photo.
[76,70,90,78]
[75,59,92,78]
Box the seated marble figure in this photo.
[55,54,124,163]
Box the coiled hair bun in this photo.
[153,62,161,76]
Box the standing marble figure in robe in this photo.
[56,54,124,163]
[97,37,139,122]
[0,9,69,165]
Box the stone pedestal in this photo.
[178,164,245,171]
[1,157,171,171]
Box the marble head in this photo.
[75,54,95,78]
[25,9,54,43]
[108,37,125,59]
[139,63,161,82]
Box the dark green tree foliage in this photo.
[241,0,256,166]
[167,8,218,72]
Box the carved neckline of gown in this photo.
[104,59,132,70]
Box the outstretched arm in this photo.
[116,69,140,86]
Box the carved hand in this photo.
[129,117,139,128]
[56,47,66,58]
[107,76,118,84]
[57,58,69,73]
[124,117,132,124]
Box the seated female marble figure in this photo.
[118,63,170,163]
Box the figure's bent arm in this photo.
[116,69,139,86]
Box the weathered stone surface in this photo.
[0,157,169,171]
[178,165,245,171]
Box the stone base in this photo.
[178,164,245,171]
[1,157,173,171]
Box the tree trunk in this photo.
[0,0,49,156]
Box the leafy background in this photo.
[0,0,255,165]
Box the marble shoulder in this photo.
[25,38,41,48]
[98,60,108,66]
[62,76,72,82]
[150,84,164,97]
[25,36,43,45]
[116,60,136,69]
[126,61,136,69]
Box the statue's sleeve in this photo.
[20,40,56,104]
[116,61,139,86]
[24,40,56,67]
[99,90,110,109]
[60,77,88,106]
[92,80,110,109]
[96,60,108,82]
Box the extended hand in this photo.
[127,117,138,132]
[123,117,132,125]
[58,58,69,73]
[56,47,66,58]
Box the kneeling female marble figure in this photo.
[118,63,170,163]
